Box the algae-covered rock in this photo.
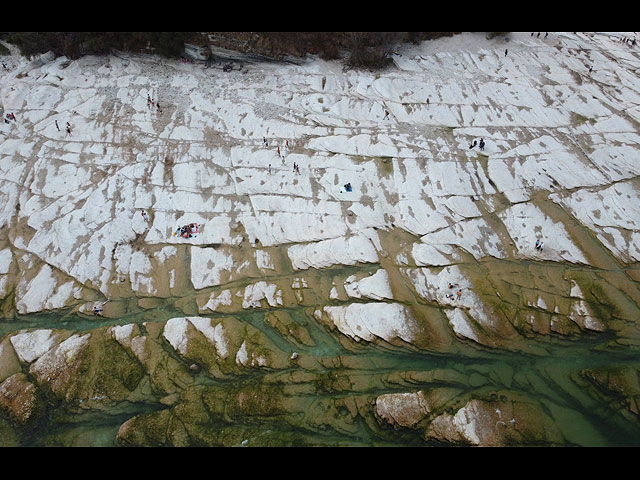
[580,366,640,419]
[0,416,20,446]
[264,310,315,347]
[376,391,430,428]
[28,328,147,408]
[0,372,47,430]
[375,387,466,431]
[110,321,195,395]
[117,382,293,446]
[162,316,290,377]
[117,407,179,446]
[0,337,22,382]
[424,393,565,446]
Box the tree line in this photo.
[0,32,460,69]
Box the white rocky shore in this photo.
[0,32,638,346]
[0,34,636,334]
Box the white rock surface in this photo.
[0,31,638,316]
[322,302,418,343]
[288,233,380,270]
[10,329,63,363]
[498,202,588,264]
[344,269,394,300]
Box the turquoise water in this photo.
[3,307,638,447]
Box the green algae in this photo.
[1,231,640,446]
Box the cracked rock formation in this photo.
[1,32,639,446]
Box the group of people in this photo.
[147,94,162,113]
[618,36,636,46]
[54,119,73,135]
[263,137,293,173]
[176,223,199,239]
[267,160,299,175]
[470,138,486,151]
[277,146,286,162]
[531,32,549,39]
[4,112,16,123]
[535,239,544,252]
[445,283,463,302]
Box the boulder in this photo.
[425,396,565,446]
[0,373,47,430]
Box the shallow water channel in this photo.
[3,301,639,447]
[2,226,639,446]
